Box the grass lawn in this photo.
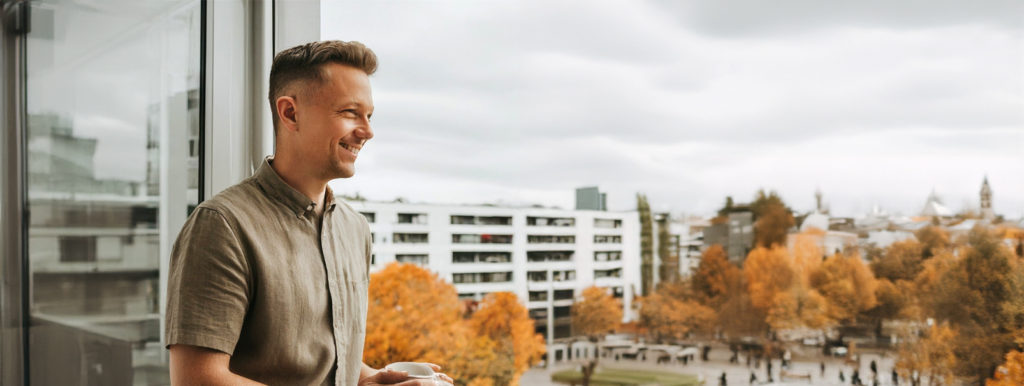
[551,367,703,386]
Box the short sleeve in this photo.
[165,207,251,354]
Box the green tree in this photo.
[638,193,654,296]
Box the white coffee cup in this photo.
[384,362,435,379]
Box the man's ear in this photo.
[275,95,299,133]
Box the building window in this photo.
[594,251,622,261]
[393,233,428,244]
[396,254,428,266]
[451,233,513,244]
[452,272,512,284]
[360,212,375,223]
[527,216,575,227]
[594,218,622,229]
[450,215,512,225]
[59,236,97,263]
[595,268,622,279]
[610,286,624,299]
[552,270,576,282]
[527,251,573,262]
[458,293,476,300]
[397,213,428,224]
[527,235,575,244]
[553,289,574,300]
[452,251,511,264]
[529,291,548,301]
[529,308,548,319]
[593,235,621,244]
[528,271,548,282]
[371,254,376,265]
[553,305,572,318]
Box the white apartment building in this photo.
[347,200,641,351]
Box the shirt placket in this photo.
[319,212,345,384]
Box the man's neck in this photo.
[269,153,328,210]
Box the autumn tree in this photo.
[927,227,1019,385]
[914,226,951,259]
[571,286,622,386]
[364,263,466,370]
[871,240,925,282]
[896,324,958,386]
[466,293,546,385]
[988,350,1024,386]
[638,287,715,343]
[364,263,546,386]
[810,253,878,324]
[691,244,742,309]
[744,246,795,313]
[750,189,795,248]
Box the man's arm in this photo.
[169,344,264,386]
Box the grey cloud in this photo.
[650,0,1024,37]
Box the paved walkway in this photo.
[522,343,900,386]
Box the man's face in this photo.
[294,63,374,179]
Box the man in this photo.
[165,41,453,385]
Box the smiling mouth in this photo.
[339,142,360,156]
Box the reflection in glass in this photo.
[26,1,200,384]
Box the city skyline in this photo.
[322,0,1024,219]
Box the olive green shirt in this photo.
[165,157,371,385]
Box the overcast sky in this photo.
[323,0,1024,219]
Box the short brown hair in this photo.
[268,40,377,133]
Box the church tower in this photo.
[980,176,994,220]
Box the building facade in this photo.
[348,201,641,343]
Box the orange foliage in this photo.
[638,290,716,342]
[363,263,545,385]
[988,350,1024,386]
[766,286,831,330]
[572,286,622,340]
[364,263,465,369]
[896,324,957,386]
[691,245,742,308]
[810,253,878,323]
[744,246,796,312]
[468,293,546,385]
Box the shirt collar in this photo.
[254,156,338,217]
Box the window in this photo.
[610,287,625,299]
[594,251,622,261]
[453,251,511,264]
[594,218,622,229]
[595,268,622,279]
[393,233,429,243]
[450,215,512,225]
[529,291,548,301]
[593,235,621,243]
[553,289,574,300]
[360,212,376,223]
[396,254,428,266]
[552,270,576,282]
[527,235,575,244]
[528,271,548,282]
[527,216,575,227]
[527,251,574,262]
[452,233,512,244]
[452,272,512,284]
[458,293,476,300]
[397,213,428,224]
[553,305,572,318]
[529,308,548,319]
[59,236,98,263]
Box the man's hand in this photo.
[357,363,454,386]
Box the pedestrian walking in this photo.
[820,361,826,377]
[750,371,757,385]
[720,371,727,386]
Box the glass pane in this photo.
[25,1,201,384]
